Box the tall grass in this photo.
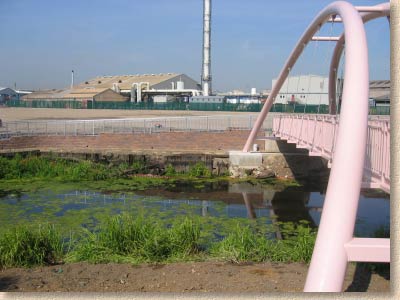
[66,214,201,264]
[0,217,316,268]
[0,224,64,268]
[0,154,150,181]
[211,221,316,263]
[0,155,212,181]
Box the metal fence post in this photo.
[92,120,95,136]
[64,121,66,136]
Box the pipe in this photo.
[143,89,201,96]
[130,83,138,102]
[311,36,340,41]
[328,2,390,114]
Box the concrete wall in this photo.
[230,139,330,181]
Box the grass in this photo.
[0,154,214,181]
[210,220,316,263]
[0,216,316,268]
[0,224,65,268]
[66,214,201,264]
[0,154,308,268]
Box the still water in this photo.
[0,182,389,238]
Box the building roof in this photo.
[61,88,110,99]
[0,87,16,93]
[21,89,65,99]
[369,80,390,99]
[75,73,181,90]
[370,80,390,89]
[22,87,122,100]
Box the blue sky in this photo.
[0,0,390,92]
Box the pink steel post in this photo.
[328,3,390,114]
[243,1,386,292]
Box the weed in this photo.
[164,164,177,176]
[66,214,201,264]
[0,224,64,268]
[188,162,211,178]
[211,221,316,263]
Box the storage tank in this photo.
[177,81,185,90]
[251,88,257,96]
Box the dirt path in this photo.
[0,261,389,293]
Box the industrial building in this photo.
[369,80,390,106]
[0,87,18,103]
[21,87,127,104]
[75,73,201,102]
[272,75,329,105]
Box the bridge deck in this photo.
[272,114,390,193]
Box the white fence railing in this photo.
[0,114,273,139]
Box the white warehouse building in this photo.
[272,75,329,105]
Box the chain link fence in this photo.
[5,100,390,115]
[0,114,274,140]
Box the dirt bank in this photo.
[0,261,389,293]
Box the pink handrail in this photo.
[273,114,390,193]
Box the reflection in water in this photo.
[0,182,389,237]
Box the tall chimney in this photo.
[202,0,212,96]
[71,70,74,89]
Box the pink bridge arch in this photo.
[242,1,390,292]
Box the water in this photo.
[0,182,389,238]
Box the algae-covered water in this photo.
[0,181,389,239]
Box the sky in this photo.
[0,0,390,92]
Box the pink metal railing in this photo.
[273,113,390,193]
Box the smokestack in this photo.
[202,0,212,96]
[71,70,74,89]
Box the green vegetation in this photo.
[0,154,312,269]
[211,221,315,263]
[0,154,154,181]
[66,214,201,264]
[188,162,212,178]
[0,217,316,268]
[0,224,64,268]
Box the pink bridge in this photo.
[240,1,390,293]
[272,113,390,194]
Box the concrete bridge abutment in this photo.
[229,139,329,181]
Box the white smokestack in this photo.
[202,0,212,96]
[71,70,74,89]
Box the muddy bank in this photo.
[0,261,390,293]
